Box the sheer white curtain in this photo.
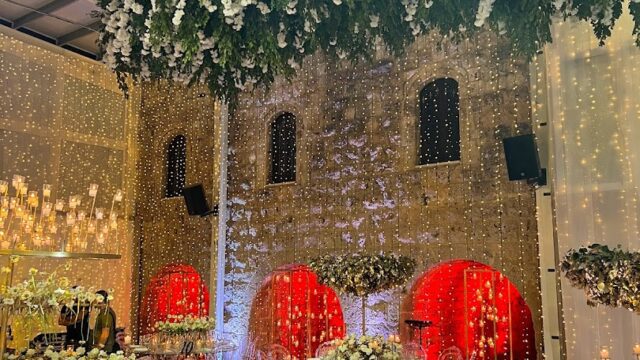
[540,7,640,360]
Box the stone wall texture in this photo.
[223,31,542,355]
[133,82,217,333]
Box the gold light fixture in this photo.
[0,175,123,259]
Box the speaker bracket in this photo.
[200,204,219,217]
[527,168,547,187]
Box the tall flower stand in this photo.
[0,250,122,358]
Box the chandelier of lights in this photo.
[0,175,123,258]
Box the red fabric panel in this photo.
[140,264,210,335]
[249,264,345,359]
[400,260,537,360]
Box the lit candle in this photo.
[69,196,77,209]
[95,208,104,220]
[114,189,123,202]
[600,348,610,359]
[12,175,24,189]
[27,191,38,207]
[66,213,75,225]
[0,180,8,194]
[634,344,640,355]
[89,184,99,197]
[42,202,52,216]
[55,199,65,211]
[42,184,51,198]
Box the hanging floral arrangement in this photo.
[561,243,640,312]
[309,253,416,297]
[96,0,640,106]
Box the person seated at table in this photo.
[113,327,128,353]
[59,289,90,349]
[90,290,117,353]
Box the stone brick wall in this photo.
[223,31,542,352]
[133,82,217,333]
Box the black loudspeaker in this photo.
[183,184,218,216]
[502,134,544,183]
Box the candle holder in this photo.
[0,174,124,257]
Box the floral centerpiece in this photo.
[151,315,214,353]
[320,335,401,360]
[561,243,640,312]
[154,315,215,335]
[309,253,416,333]
[11,346,135,360]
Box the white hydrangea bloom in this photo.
[257,2,270,14]
[474,0,496,27]
[286,0,297,15]
[277,31,287,48]
[369,15,379,28]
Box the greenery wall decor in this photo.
[561,243,640,312]
[96,0,640,106]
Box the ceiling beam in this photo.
[12,0,78,29]
[57,20,101,45]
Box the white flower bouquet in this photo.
[321,335,401,360]
[0,267,112,317]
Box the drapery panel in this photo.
[539,8,640,359]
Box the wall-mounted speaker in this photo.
[502,134,546,185]
[183,184,218,217]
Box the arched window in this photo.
[418,78,460,165]
[269,112,296,184]
[165,134,186,197]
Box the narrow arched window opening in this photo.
[269,113,296,184]
[165,134,186,197]
[418,78,460,165]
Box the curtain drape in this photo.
[539,7,640,360]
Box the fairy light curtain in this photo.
[165,134,187,198]
[400,260,536,360]
[535,8,640,360]
[0,28,136,331]
[139,264,210,335]
[418,78,461,165]
[248,264,345,359]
